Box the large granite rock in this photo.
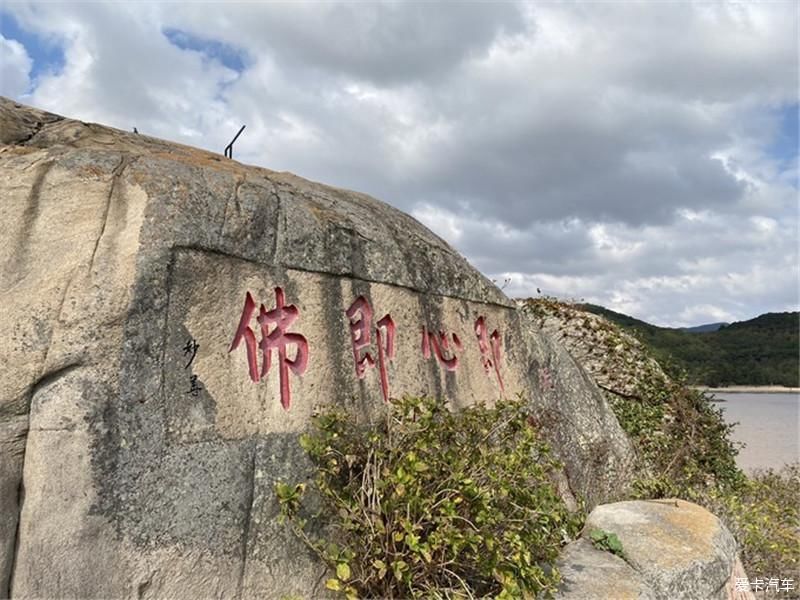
[0,97,634,598]
[556,499,753,600]
[521,299,671,400]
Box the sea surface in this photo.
[709,392,800,473]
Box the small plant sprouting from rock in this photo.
[589,528,624,558]
[276,396,584,599]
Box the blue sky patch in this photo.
[162,27,249,73]
[767,103,799,172]
[0,11,65,84]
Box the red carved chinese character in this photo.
[229,288,309,410]
[230,291,259,381]
[346,296,395,402]
[421,327,462,372]
[346,296,375,377]
[376,314,395,400]
[475,316,504,391]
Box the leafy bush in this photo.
[610,367,799,583]
[697,463,800,587]
[276,396,583,599]
[612,364,797,587]
[524,296,798,586]
[615,383,745,497]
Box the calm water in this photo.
[709,392,800,473]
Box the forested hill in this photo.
[578,305,800,387]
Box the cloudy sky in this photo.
[1,2,797,327]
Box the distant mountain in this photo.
[681,322,728,333]
[577,305,799,387]
[578,304,658,331]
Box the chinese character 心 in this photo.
[421,327,462,371]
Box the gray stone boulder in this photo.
[556,499,752,600]
[0,97,633,598]
[556,538,657,600]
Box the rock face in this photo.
[0,97,634,598]
[522,299,670,399]
[556,499,752,600]
[556,538,657,600]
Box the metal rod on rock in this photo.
[224,125,246,159]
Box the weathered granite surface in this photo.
[517,311,636,504]
[556,538,657,600]
[521,299,671,399]
[0,97,634,598]
[556,499,754,600]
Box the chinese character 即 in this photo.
[346,296,395,402]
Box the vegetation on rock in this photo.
[524,297,799,588]
[276,396,583,599]
[523,297,742,491]
[277,299,797,597]
[588,528,624,558]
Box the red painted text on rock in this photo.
[474,316,504,391]
[346,296,395,402]
[421,327,462,372]
[229,288,309,410]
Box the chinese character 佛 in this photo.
[346,296,395,402]
[229,288,309,410]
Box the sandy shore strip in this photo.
[693,385,800,394]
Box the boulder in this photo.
[0,97,634,598]
[556,499,752,600]
[555,538,656,600]
[517,312,637,505]
[521,299,671,400]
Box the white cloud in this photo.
[2,1,797,326]
[678,304,738,326]
[0,35,32,97]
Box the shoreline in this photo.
[693,385,800,394]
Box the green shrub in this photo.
[612,381,744,496]
[614,377,799,582]
[697,463,800,586]
[523,296,797,585]
[614,377,798,586]
[276,396,584,599]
